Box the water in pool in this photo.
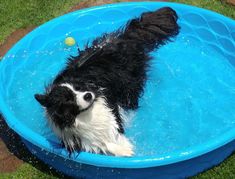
[5,34,235,156]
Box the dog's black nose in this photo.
[83,92,92,101]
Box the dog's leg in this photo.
[106,135,134,157]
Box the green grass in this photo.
[0,0,235,178]
[0,164,58,179]
[0,0,82,45]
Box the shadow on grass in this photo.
[0,113,72,178]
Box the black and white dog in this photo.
[35,7,179,156]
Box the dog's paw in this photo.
[118,145,134,157]
[106,142,134,157]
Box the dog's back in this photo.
[64,7,179,110]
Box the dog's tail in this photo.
[121,7,179,52]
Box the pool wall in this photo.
[23,138,235,178]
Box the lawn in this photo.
[0,0,235,178]
[0,0,82,45]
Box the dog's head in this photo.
[35,83,97,129]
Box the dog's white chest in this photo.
[73,97,120,153]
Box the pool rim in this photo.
[1,1,235,169]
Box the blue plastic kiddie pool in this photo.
[1,2,235,178]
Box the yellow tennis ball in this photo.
[65,37,75,46]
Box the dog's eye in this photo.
[83,92,93,102]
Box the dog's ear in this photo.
[34,94,49,107]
